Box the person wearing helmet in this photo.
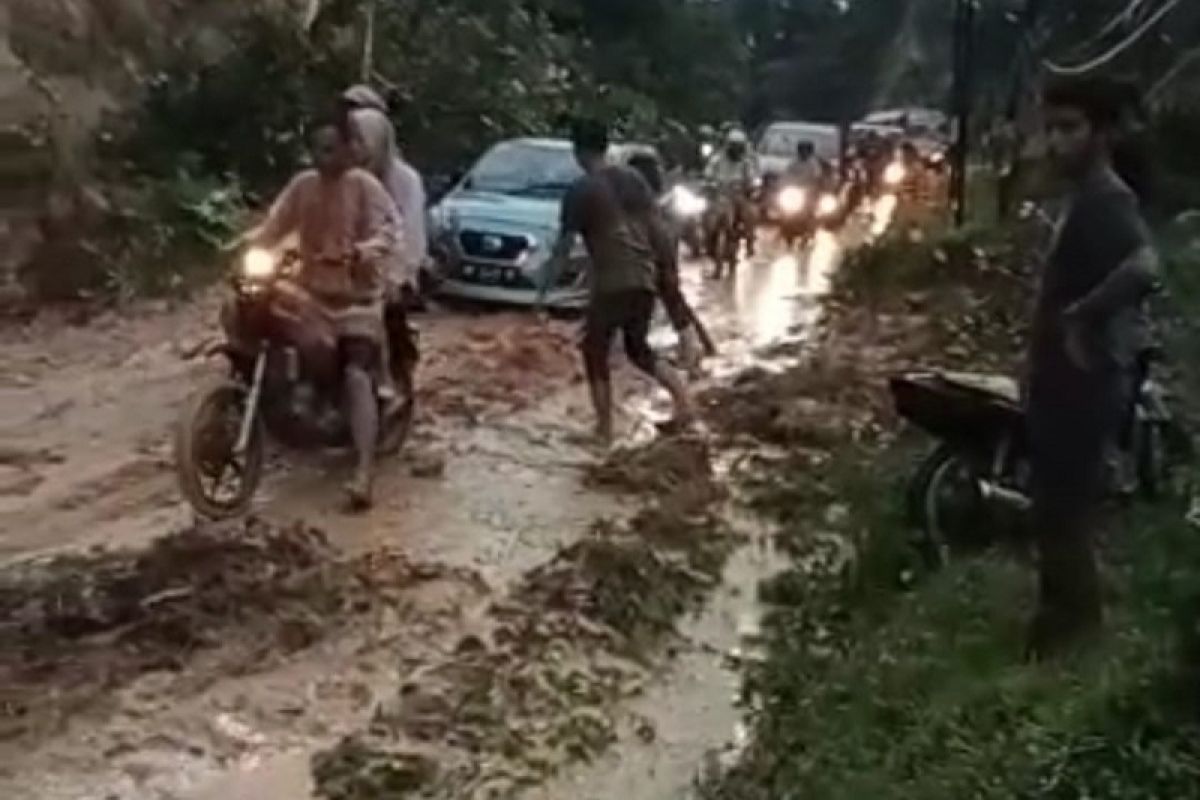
[703,129,761,264]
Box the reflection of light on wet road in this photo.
[733,250,807,347]
[804,231,841,296]
[870,194,898,238]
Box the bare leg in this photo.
[652,361,695,425]
[343,363,378,509]
[588,377,614,444]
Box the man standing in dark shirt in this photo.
[538,121,694,444]
[1026,78,1159,657]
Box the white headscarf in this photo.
[351,108,426,288]
[342,85,388,114]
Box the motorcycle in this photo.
[175,248,417,518]
[699,182,741,279]
[891,352,1190,566]
[666,182,708,260]
[775,183,842,248]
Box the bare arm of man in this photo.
[245,173,307,249]
[537,181,585,308]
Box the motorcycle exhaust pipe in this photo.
[976,479,1031,514]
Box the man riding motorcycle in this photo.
[236,110,401,509]
[704,129,761,261]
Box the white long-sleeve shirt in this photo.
[377,157,427,289]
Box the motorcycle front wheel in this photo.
[175,381,265,519]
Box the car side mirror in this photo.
[426,172,461,205]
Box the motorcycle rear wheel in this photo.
[175,381,265,519]
[909,445,991,567]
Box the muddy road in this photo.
[0,230,848,800]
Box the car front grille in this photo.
[459,230,530,261]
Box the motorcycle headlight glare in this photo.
[817,193,840,218]
[883,162,907,186]
[242,247,277,279]
[777,186,807,215]
[672,186,708,217]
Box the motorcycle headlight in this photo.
[672,186,708,217]
[777,186,807,215]
[817,193,840,218]
[242,247,277,280]
[883,162,907,186]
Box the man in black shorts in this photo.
[537,120,694,444]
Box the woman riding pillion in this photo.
[240,108,402,509]
[343,91,424,414]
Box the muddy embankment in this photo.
[0,0,311,304]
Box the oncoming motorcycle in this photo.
[175,248,416,518]
[775,183,841,248]
[666,182,708,260]
[699,182,743,279]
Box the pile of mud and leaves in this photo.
[0,518,480,744]
[312,437,739,799]
[419,317,580,421]
[703,225,1032,452]
[585,435,717,497]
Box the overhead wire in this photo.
[1043,0,1183,76]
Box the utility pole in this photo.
[950,0,977,227]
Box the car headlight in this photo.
[883,162,907,186]
[817,193,840,218]
[671,186,708,217]
[242,247,277,279]
[777,186,807,215]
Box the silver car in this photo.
[428,137,659,309]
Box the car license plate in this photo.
[477,265,501,284]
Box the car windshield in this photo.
[464,141,582,197]
[759,126,840,160]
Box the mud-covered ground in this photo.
[0,228,860,799]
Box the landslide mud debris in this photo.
[585,435,716,497]
[703,231,1031,453]
[0,518,481,743]
[419,317,580,420]
[312,437,737,799]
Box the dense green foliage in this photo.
[51,0,1200,299]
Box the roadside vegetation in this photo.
[699,216,1200,799]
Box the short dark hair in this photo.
[571,119,610,154]
[1043,76,1127,131]
[311,103,355,144]
[627,153,664,194]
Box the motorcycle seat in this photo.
[935,371,1021,406]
